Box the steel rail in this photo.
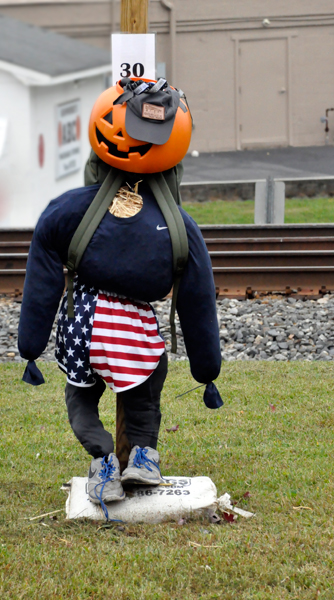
[1,226,334,297]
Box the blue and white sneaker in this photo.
[87,453,125,504]
[121,446,163,485]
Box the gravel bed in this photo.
[0,297,57,364]
[1,294,334,364]
[155,295,334,362]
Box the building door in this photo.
[238,37,289,148]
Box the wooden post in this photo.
[116,0,149,473]
[116,396,131,474]
[121,0,148,33]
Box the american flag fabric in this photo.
[55,278,165,392]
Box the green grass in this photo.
[183,196,334,224]
[1,362,334,599]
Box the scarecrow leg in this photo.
[116,352,168,473]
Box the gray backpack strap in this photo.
[147,173,189,353]
[66,168,124,317]
[163,163,184,206]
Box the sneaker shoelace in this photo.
[99,457,116,481]
[93,456,118,521]
[133,447,160,473]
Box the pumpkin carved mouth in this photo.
[95,126,152,159]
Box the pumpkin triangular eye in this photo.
[115,130,124,138]
[102,110,113,124]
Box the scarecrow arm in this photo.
[18,220,65,363]
[176,213,221,383]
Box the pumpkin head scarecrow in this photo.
[89,77,192,173]
[18,78,222,513]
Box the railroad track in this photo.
[201,224,334,297]
[1,224,334,298]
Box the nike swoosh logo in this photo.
[157,225,168,230]
[88,466,97,479]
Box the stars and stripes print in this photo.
[90,293,165,392]
[55,278,165,392]
[55,278,98,387]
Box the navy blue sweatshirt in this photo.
[18,182,221,385]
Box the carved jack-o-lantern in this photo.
[89,79,192,174]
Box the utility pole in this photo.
[121,0,148,33]
[116,0,149,473]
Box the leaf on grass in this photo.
[269,404,276,412]
[221,512,237,523]
[243,491,251,498]
[292,506,313,511]
[166,424,179,432]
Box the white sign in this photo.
[56,99,81,179]
[111,33,155,85]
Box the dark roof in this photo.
[0,15,110,77]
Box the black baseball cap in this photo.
[113,79,183,145]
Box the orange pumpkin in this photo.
[89,79,192,174]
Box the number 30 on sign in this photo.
[111,33,156,85]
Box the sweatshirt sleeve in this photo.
[176,212,221,384]
[18,212,65,362]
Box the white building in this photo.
[0,15,111,228]
[2,2,334,154]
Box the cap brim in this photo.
[125,107,175,145]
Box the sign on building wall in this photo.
[56,99,81,179]
[111,33,155,85]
